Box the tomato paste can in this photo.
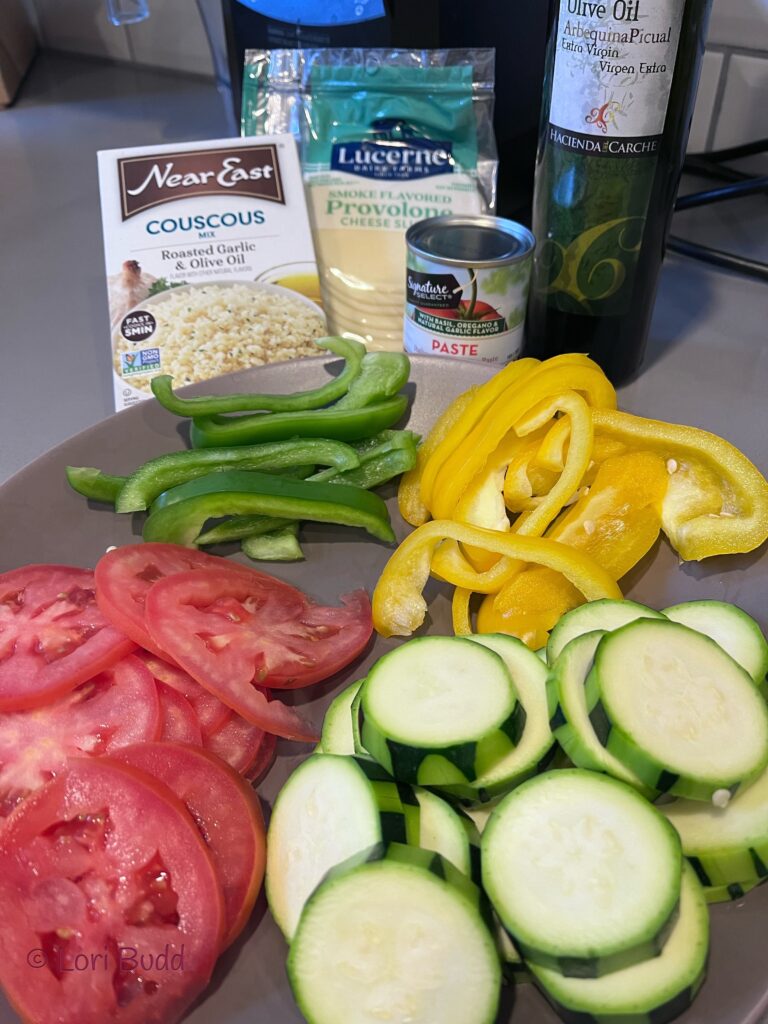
[404,215,535,364]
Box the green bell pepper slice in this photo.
[115,438,360,513]
[242,523,304,562]
[150,336,366,416]
[143,470,395,547]
[194,431,418,547]
[65,466,127,504]
[189,394,408,449]
[332,352,411,409]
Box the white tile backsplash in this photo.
[125,0,213,76]
[713,53,768,149]
[33,0,131,60]
[687,49,725,152]
[707,0,768,52]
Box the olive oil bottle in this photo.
[524,0,713,383]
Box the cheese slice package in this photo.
[242,48,498,351]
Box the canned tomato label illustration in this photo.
[404,215,534,364]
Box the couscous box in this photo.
[97,135,323,410]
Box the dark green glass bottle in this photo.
[524,0,713,383]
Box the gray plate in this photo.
[0,355,766,1024]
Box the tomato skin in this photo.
[94,544,255,658]
[0,653,161,819]
[0,757,224,1024]
[0,565,135,711]
[114,742,266,949]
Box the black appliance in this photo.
[221,0,549,220]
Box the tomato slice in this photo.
[0,757,224,1024]
[144,568,370,740]
[156,682,203,745]
[114,742,266,949]
[204,711,277,781]
[0,565,135,711]
[136,651,230,736]
[0,653,161,819]
[94,543,300,660]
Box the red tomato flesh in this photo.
[156,682,203,745]
[0,565,135,711]
[204,711,277,781]
[144,569,370,740]
[0,653,160,819]
[0,757,224,1024]
[136,650,230,735]
[114,742,266,949]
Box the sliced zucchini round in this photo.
[592,619,768,800]
[661,763,768,887]
[547,598,665,664]
[320,679,365,756]
[482,769,682,976]
[415,787,479,881]
[361,636,520,787]
[703,879,761,904]
[438,634,554,803]
[529,862,708,1024]
[662,599,768,686]
[548,631,654,796]
[288,845,501,1024]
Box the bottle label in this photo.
[532,0,686,317]
[549,0,685,156]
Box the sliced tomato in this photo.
[144,569,371,730]
[204,711,277,781]
[136,650,230,735]
[0,757,224,1024]
[0,565,135,711]
[93,543,300,660]
[114,742,266,949]
[0,653,161,819]
[156,682,203,745]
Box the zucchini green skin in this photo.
[437,635,555,804]
[547,631,655,798]
[529,863,708,1024]
[590,619,768,801]
[661,764,768,888]
[703,879,761,904]
[546,598,665,664]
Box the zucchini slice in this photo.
[482,769,682,977]
[288,844,501,1024]
[661,763,768,888]
[361,636,521,787]
[704,879,761,904]
[438,634,554,804]
[547,598,665,664]
[591,619,768,800]
[320,679,365,755]
[548,631,654,796]
[662,599,768,687]
[529,863,708,1024]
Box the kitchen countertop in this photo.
[1,52,766,489]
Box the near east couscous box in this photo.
[97,135,324,410]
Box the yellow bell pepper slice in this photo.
[491,450,669,617]
[592,409,768,560]
[477,568,584,649]
[452,587,473,635]
[372,520,621,638]
[398,385,479,527]
[429,361,615,520]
